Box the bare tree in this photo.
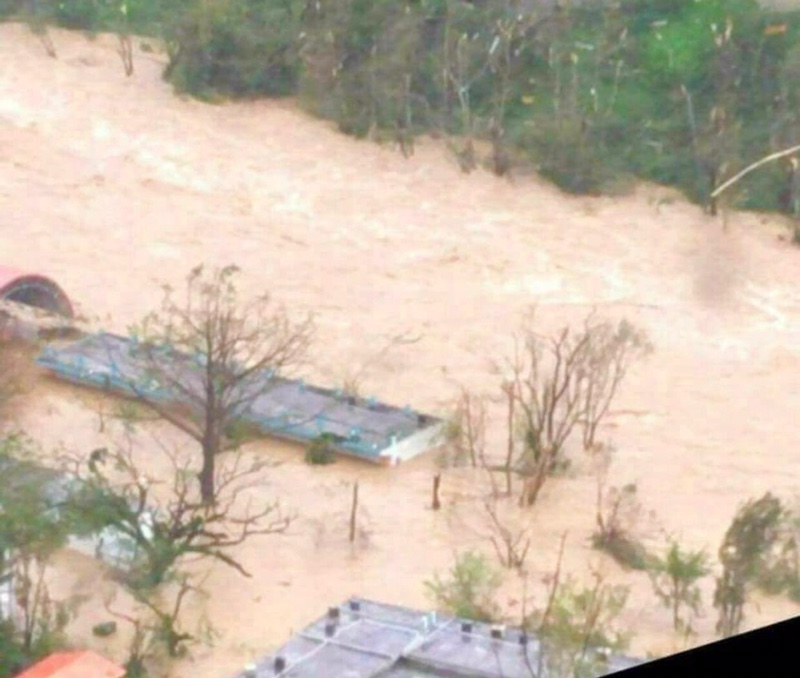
[482,499,531,570]
[440,0,499,173]
[484,12,540,178]
[102,572,212,670]
[62,425,292,589]
[110,264,314,504]
[102,593,154,677]
[501,312,650,507]
[499,380,516,497]
[135,574,202,658]
[506,323,591,507]
[102,595,152,678]
[444,386,515,499]
[592,446,650,571]
[448,387,489,470]
[441,314,649,510]
[579,318,652,452]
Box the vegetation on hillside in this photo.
[4,1,800,218]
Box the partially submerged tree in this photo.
[102,571,214,676]
[442,312,649,508]
[133,574,204,659]
[425,535,633,677]
[441,387,488,470]
[114,264,314,504]
[649,540,710,636]
[754,499,800,602]
[592,444,651,571]
[714,492,786,638]
[519,534,631,678]
[533,569,631,678]
[482,499,531,570]
[578,320,652,452]
[424,550,503,623]
[62,427,292,590]
[502,312,651,506]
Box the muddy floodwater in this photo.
[3,23,800,676]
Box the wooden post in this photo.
[349,481,359,543]
[432,474,441,511]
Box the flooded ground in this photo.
[3,22,800,676]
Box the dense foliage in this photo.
[4,1,800,212]
[0,435,77,677]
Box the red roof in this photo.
[13,651,125,678]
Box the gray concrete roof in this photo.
[233,598,645,678]
[36,332,444,464]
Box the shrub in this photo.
[649,540,710,635]
[304,434,337,465]
[424,550,503,622]
[593,482,652,571]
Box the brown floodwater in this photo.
[3,22,800,676]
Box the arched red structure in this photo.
[0,266,74,318]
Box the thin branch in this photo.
[711,143,800,199]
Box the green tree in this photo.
[529,567,630,678]
[62,430,292,590]
[714,492,785,638]
[424,550,503,622]
[0,435,82,674]
[649,540,710,635]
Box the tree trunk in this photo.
[519,467,547,507]
[199,436,216,504]
[504,385,515,496]
[140,543,174,589]
[673,586,680,631]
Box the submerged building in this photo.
[233,597,644,678]
[36,332,445,465]
[0,452,146,603]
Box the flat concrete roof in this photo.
[233,597,644,678]
[36,332,445,464]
